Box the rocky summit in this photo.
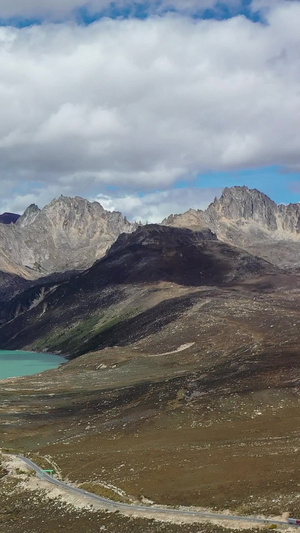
[0,196,136,283]
[163,186,300,268]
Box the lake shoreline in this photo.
[0,350,66,380]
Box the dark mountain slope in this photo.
[0,212,20,224]
[89,224,276,287]
[0,271,28,301]
[0,224,277,356]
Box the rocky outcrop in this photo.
[0,196,137,279]
[163,186,300,268]
[207,187,279,230]
[17,204,40,227]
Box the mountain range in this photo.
[1,186,300,295]
[163,186,300,268]
[1,184,300,308]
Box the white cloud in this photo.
[1,185,221,222]
[0,3,300,210]
[251,0,290,13]
[95,187,223,222]
[0,184,74,214]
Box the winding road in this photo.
[18,455,295,529]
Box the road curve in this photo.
[18,455,294,529]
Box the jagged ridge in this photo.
[0,195,137,281]
[163,186,300,268]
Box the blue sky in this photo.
[194,167,300,205]
[0,0,264,26]
[0,0,299,221]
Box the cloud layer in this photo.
[0,1,299,216]
[95,187,222,222]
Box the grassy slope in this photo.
[1,469,231,533]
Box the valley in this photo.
[1,277,300,529]
[1,188,300,531]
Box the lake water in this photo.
[0,350,64,380]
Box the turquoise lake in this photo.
[0,350,64,380]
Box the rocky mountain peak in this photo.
[46,195,105,213]
[207,186,279,230]
[162,186,300,268]
[17,204,41,228]
[0,195,137,279]
[41,195,108,231]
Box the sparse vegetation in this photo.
[79,482,131,503]
[1,473,269,533]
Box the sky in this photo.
[0,0,300,222]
